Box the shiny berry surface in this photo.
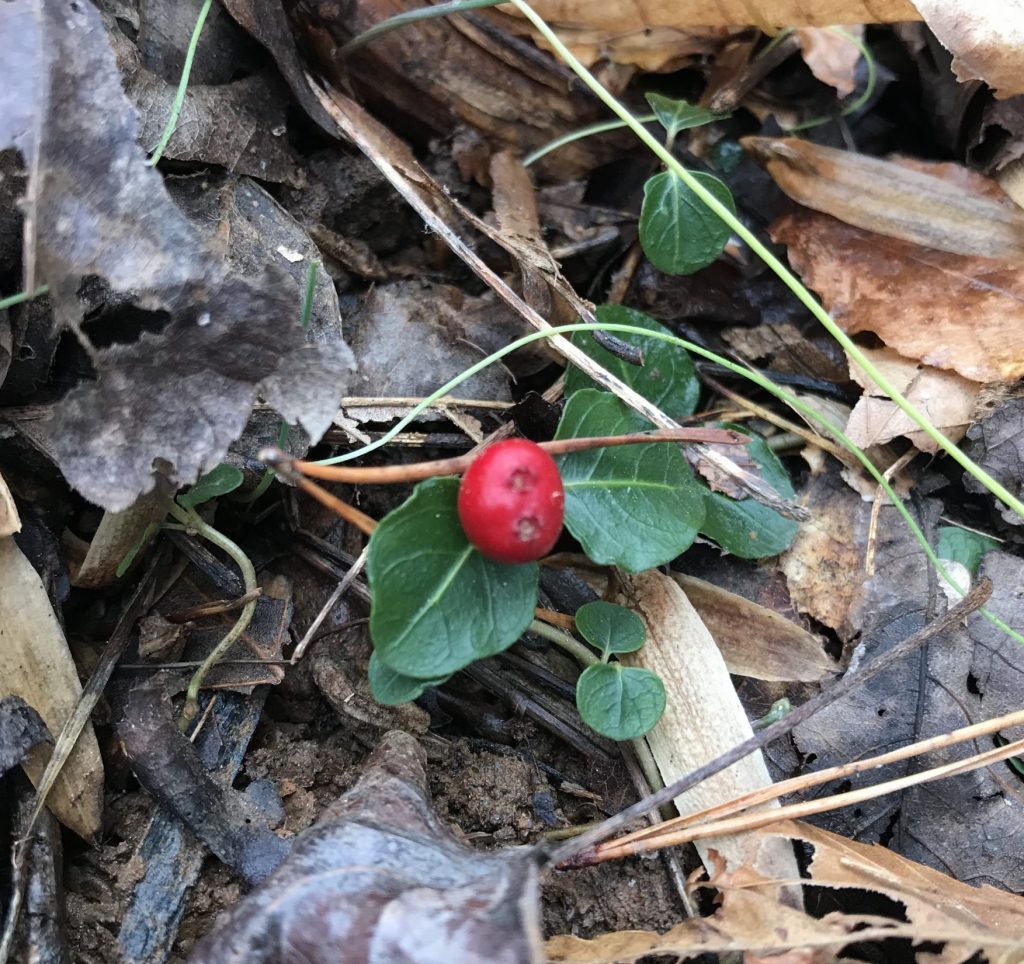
[457,439,564,564]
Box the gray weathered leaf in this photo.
[0,0,353,510]
[189,731,542,964]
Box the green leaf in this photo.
[639,170,735,275]
[177,463,244,509]
[555,390,705,572]
[115,521,163,578]
[367,477,538,679]
[994,733,1024,778]
[700,427,798,559]
[576,663,665,740]
[368,651,448,706]
[644,93,726,139]
[565,305,699,419]
[575,601,645,657]
[937,525,999,576]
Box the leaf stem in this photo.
[273,427,744,485]
[338,0,508,57]
[0,285,49,311]
[522,114,657,167]
[167,501,258,729]
[528,618,597,666]
[149,0,214,165]
[506,0,1024,526]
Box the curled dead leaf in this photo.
[770,208,1024,382]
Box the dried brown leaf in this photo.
[795,25,864,98]
[504,0,917,70]
[780,468,870,638]
[770,208,1024,382]
[671,573,838,682]
[913,0,1024,99]
[761,820,1024,952]
[747,138,1024,261]
[845,346,981,452]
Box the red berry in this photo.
[457,439,565,564]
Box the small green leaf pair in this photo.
[574,601,664,740]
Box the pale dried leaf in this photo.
[615,570,799,890]
[846,347,981,452]
[747,138,1024,261]
[913,0,1024,99]
[0,470,19,537]
[771,208,1024,382]
[671,573,838,682]
[795,25,864,98]
[0,537,103,839]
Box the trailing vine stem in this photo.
[166,500,259,730]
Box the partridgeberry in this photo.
[457,439,564,564]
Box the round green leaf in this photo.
[576,663,665,740]
[639,170,736,276]
[644,93,727,139]
[575,601,645,656]
[937,525,999,576]
[565,305,699,419]
[700,428,798,559]
[555,389,705,573]
[367,477,538,679]
[368,651,449,706]
[177,463,244,508]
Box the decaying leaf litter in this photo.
[3,0,1024,961]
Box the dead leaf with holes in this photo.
[0,0,353,511]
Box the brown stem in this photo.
[534,607,576,632]
[293,473,378,536]
[270,427,747,486]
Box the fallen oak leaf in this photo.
[189,730,543,964]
